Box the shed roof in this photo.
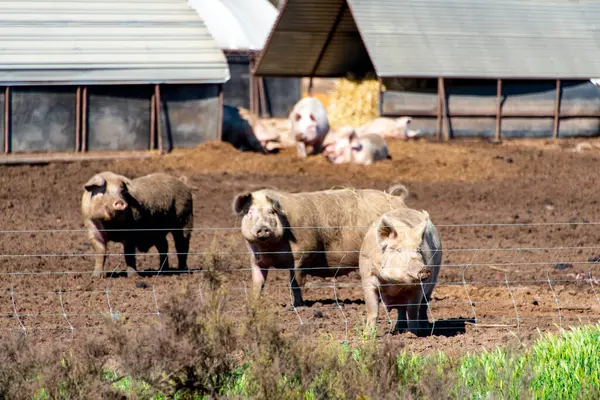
[187,0,278,52]
[255,0,600,79]
[0,0,230,86]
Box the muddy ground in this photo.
[2,135,600,356]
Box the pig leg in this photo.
[296,141,308,158]
[173,231,190,271]
[393,305,408,333]
[155,236,170,272]
[123,240,139,278]
[90,238,107,278]
[406,293,426,336]
[289,268,305,308]
[363,284,380,329]
[251,263,269,299]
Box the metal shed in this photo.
[187,0,301,118]
[0,0,230,155]
[255,0,600,139]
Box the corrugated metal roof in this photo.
[187,0,278,51]
[255,0,600,79]
[0,0,230,85]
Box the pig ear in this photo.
[377,216,398,248]
[83,175,106,192]
[119,177,133,193]
[265,193,284,214]
[232,192,253,216]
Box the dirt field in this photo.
[2,135,600,356]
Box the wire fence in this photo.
[1,220,600,342]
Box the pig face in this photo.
[325,130,363,164]
[293,112,319,144]
[83,173,132,222]
[233,191,285,243]
[376,215,431,283]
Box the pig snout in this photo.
[113,199,127,211]
[255,226,274,241]
[100,198,128,220]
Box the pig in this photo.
[81,171,193,278]
[358,117,419,140]
[324,128,390,166]
[232,184,410,307]
[222,105,281,153]
[359,208,442,336]
[289,97,330,158]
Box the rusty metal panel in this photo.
[255,0,375,77]
[0,0,229,85]
[382,80,600,137]
[86,86,152,152]
[257,0,600,79]
[223,54,301,117]
[10,87,76,153]
[158,84,221,148]
[0,89,4,152]
[223,55,252,110]
[348,0,600,79]
[261,77,302,117]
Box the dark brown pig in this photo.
[232,184,409,307]
[81,171,193,278]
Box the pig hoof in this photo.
[91,271,105,278]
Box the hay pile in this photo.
[327,76,381,129]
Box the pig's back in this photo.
[279,188,407,268]
[128,173,192,223]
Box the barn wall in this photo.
[381,80,600,138]
[223,54,301,117]
[86,85,153,151]
[10,87,77,153]
[159,84,221,148]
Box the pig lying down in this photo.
[232,184,409,307]
[289,97,330,158]
[81,171,193,278]
[360,208,442,335]
[323,127,390,165]
[358,117,420,140]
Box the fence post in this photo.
[4,87,10,154]
[439,77,450,141]
[495,79,503,141]
[553,79,561,139]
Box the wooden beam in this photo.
[217,84,224,141]
[436,79,442,140]
[553,79,561,139]
[309,2,347,77]
[154,84,164,154]
[258,77,268,118]
[495,79,503,141]
[439,78,450,141]
[81,87,88,152]
[380,110,600,118]
[150,92,156,150]
[4,87,9,154]
[378,77,383,117]
[249,56,256,115]
[75,87,81,152]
